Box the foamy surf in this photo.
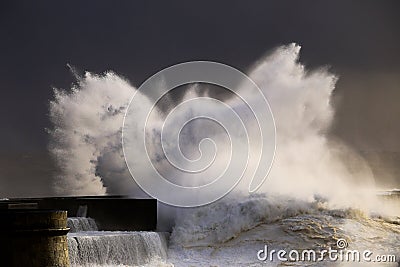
[64,195,400,266]
[168,194,400,267]
[49,43,400,266]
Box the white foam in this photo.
[68,217,98,232]
[68,231,168,266]
[168,195,400,267]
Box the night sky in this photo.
[1,1,399,197]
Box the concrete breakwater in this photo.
[0,197,164,266]
[0,210,70,267]
[0,196,157,231]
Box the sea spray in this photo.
[49,43,385,223]
[68,217,98,232]
[241,44,376,209]
[48,72,146,196]
[49,44,400,266]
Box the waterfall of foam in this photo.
[68,231,168,266]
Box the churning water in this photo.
[67,217,169,266]
[51,44,400,266]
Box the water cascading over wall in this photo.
[66,217,168,266]
[68,217,98,232]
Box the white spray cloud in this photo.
[49,44,377,212]
[241,44,376,208]
[49,72,141,195]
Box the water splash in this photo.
[68,217,98,233]
[49,43,384,213]
[48,72,142,196]
[49,43,400,267]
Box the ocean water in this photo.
[66,193,400,267]
[51,43,399,266]
[167,194,400,267]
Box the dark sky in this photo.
[0,1,399,197]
